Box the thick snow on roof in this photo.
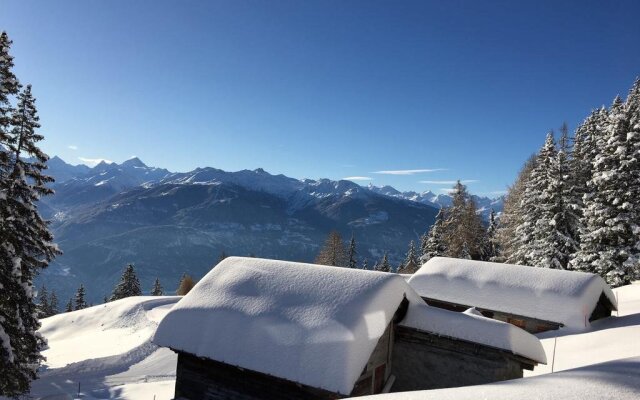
[153,257,414,395]
[408,257,617,329]
[401,304,547,364]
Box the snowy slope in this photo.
[526,282,640,375]
[357,356,640,400]
[4,296,181,400]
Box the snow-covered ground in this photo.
[8,282,640,399]
[8,296,181,400]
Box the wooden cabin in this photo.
[408,257,618,333]
[153,257,546,400]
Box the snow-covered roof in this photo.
[153,257,546,394]
[408,257,617,329]
[401,305,547,364]
[153,257,414,395]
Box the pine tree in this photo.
[65,298,73,313]
[74,284,88,310]
[151,277,163,296]
[37,285,50,319]
[49,291,59,316]
[421,208,446,262]
[401,240,420,274]
[314,231,348,267]
[572,89,640,286]
[516,132,576,269]
[0,31,20,176]
[497,156,537,263]
[485,209,499,260]
[418,232,428,260]
[361,258,368,270]
[176,274,196,295]
[460,242,472,260]
[375,253,391,272]
[0,32,59,397]
[110,264,142,301]
[347,234,357,268]
[568,108,608,266]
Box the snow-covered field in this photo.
[10,296,181,400]
[8,282,640,399]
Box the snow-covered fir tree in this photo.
[459,242,472,260]
[497,156,536,263]
[65,298,73,313]
[0,32,59,397]
[151,277,163,296]
[37,285,50,319]
[74,284,88,310]
[485,209,499,260]
[400,240,420,274]
[347,234,357,268]
[375,253,391,272]
[567,108,608,260]
[110,264,142,301]
[361,258,368,270]
[49,290,59,316]
[572,87,640,286]
[421,208,446,262]
[516,132,577,269]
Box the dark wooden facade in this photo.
[391,325,537,392]
[422,291,615,333]
[172,320,396,400]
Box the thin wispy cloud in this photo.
[343,176,373,181]
[420,179,479,185]
[78,157,113,167]
[68,145,78,150]
[372,168,446,175]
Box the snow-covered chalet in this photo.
[408,257,618,333]
[153,257,546,399]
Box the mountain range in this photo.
[38,156,503,303]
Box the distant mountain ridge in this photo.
[46,157,503,216]
[39,157,502,303]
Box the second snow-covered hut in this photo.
[408,257,618,332]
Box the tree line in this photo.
[37,263,205,316]
[314,184,495,273]
[494,79,640,287]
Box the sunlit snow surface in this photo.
[4,296,180,400]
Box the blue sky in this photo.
[2,0,639,195]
